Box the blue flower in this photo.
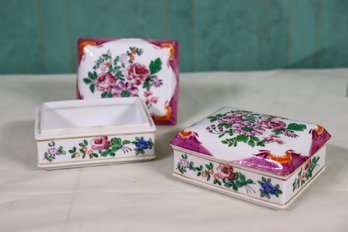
[261,182,276,195]
[135,139,150,151]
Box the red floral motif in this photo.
[216,164,235,180]
[91,136,110,151]
[126,63,150,86]
[258,118,286,130]
[94,73,116,92]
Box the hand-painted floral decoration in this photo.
[39,136,154,162]
[82,47,163,108]
[177,154,255,193]
[43,141,66,162]
[206,110,307,148]
[293,156,320,191]
[258,177,283,199]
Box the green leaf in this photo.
[273,129,284,135]
[287,123,307,131]
[122,140,131,145]
[256,141,265,147]
[262,177,267,182]
[239,173,246,182]
[71,153,76,158]
[149,58,162,74]
[83,78,92,84]
[88,71,98,80]
[101,91,112,98]
[79,143,84,147]
[110,152,116,157]
[235,135,248,142]
[101,150,111,157]
[143,80,151,91]
[246,179,254,184]
[111,138,122,146]
[247,139,255,147]
[235,181,243,187]
[224,182,233,188]
[90,84,95,93]
[84,140,88,145]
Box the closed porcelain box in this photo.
[77,38,179,125]
[170,107,331,209]
[35,98,156,169]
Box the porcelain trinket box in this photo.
[77,38,179,125]
[35,98,156,169]
[170,107,331,208]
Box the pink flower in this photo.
[94,72,116,92]
[126,63,150,86]
[179,159,189,169]
[258,118,286,130]
[91,136,110,151]
[143,91,158,106]
[111,81,139,97]
[216,164,235,180]
[264,134,284,144]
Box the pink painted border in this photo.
[77,38,179,125]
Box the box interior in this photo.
[36,98,154,140]
[42,101,146,130]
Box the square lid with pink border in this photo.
[77,38,179,125]
[170,107,331,177]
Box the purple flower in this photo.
[284,130,299,138]
[217,115,243,124]
[111,81,139,97]
[232,122,265,136]
[47,147,58,157]
[151,77,163,87]
[263,134,284,144]
[179,159,189,169]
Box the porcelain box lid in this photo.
[170,107,331,177]
[77,38,179,125]
[35,98,155,141]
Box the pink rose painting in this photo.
[258,118,287,130]
[126,63,150,86]
[94,72,116,92]
[91,136,110,151]
[216,164,235,180]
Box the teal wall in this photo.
[0,0,348,74]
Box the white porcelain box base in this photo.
[35,98,156,170]
[172,146,326,209]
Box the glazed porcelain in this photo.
[35,98,156,169]
[77,38,179,125]
[170,107,331,208]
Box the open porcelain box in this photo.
[170,107,331,209]
[77,38,179,125]
[35,98,156,169]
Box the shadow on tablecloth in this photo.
[0,120,37,170]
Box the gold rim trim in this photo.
[172,146,326,181]
[173,165,325,208]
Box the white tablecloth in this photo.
[0,69,348,232]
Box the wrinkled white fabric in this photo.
[0,70,347,232]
